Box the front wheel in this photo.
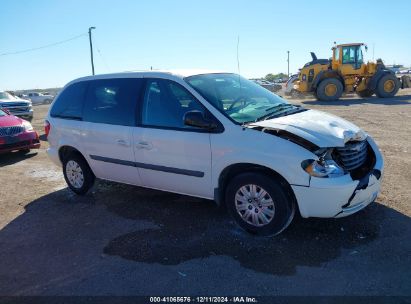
[316,78,343,101]
[63,153,95,195]
[376,74,400,98]
[225,173,295,236]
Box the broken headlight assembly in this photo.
[301,148,345,178]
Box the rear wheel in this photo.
[357,89,374,98]
[376,74,400,98]
[62,153,95,195]
[316,78,343,101]
[225,172,295,236]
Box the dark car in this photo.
[0,108,40,154]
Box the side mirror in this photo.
[184,110,217,130]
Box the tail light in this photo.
[44,120,51,138]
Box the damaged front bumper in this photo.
[291,136,384,218]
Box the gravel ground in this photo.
[0,90,410,297]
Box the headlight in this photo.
[302,159,344,178]
[22,120,33,131]
[301,148,345,178]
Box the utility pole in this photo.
[88,27,96,75]
[287,50,290,77]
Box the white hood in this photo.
[250,109,366,148]
[0,98,30,103]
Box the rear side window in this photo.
[50,82,87,119]
[83,78,143,126]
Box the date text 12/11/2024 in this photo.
[149,296,258,303]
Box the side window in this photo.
[50,82,87,119]
[357,48,363,64]
[83,78,143,126]
[142,79,205,129]
[334,47,340,61]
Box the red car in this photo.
[0,108,40,154]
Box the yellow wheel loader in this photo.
[294,43,401,101]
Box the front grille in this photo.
[9,107,29,113]
[0,102,31,114]
[333,140,368,171]
[0,126,24,136]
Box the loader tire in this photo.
[376,74,400,98]
[401,75,411,89]
[316,78,343,101]
[357,89,374,98]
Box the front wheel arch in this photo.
[217,163,297,211]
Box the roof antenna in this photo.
[237,35,242,91]
[236,36,241,75]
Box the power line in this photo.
[0,33,87,56]
[93,33,111,72]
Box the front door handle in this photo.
[136,141,153,150]
[116,139,130,147]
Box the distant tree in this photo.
[265,73,288,82]
[265,73,276,82]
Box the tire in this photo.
[357,89,374,98]
[225,172,295,236]
[62,153,95,195]
[376,74,400,98]
[401,75,410,89]
[316,78,343,101]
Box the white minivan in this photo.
[46,70,383,235]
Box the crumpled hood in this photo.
[250,109,365,148]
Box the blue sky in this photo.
[1,0,410,90]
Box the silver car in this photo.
[0,91,33,121]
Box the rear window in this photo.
[50,82,87,119]
[83,78,143,126]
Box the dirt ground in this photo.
[0,89,410,296]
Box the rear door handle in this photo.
[116,139,130,147]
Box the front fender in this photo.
[211,127,313,189]
[368,69,395,91]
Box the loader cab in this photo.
[332,43,367,74]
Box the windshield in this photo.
[0,92,16,100]
[0,109,7,116]
[185,73,301,123]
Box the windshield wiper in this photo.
[264,103,294,112]
[254,104,301,122]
